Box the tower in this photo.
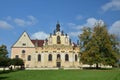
[56,22,60,32]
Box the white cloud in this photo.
[67,23,76,27]
[27,16,38,25]
[14,18,26,26]
[76,15,83,20]
[102,0,120,11]
[109,20,120,37]
[69,32,81,37]
[86,18,98,27]
[0,20,13,29]
[67,18,104,37]
[3,15,38,27]
[6,16,12,21]
[31,31,49,39]
[69,17,104,30]
[14,15,38,27]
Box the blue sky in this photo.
[0,0,120,54]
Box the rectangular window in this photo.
[38,54,41,61]
[22,43,26,46]
[28,55,31,61]
[15,55,19,58]
[48,54,52,61]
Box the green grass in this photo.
[0,69,120,80]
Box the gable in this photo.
[12,32,35,48]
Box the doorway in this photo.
[56,62,61,68]
[56,54,61,68]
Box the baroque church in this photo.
[11,23,80,68]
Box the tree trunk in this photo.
[96,63,99,69]
[3,67,5,71]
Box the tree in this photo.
[0,57,11,70]
[0,45,10,70]
[11,58,24,69]
[0,45,8,57]
[79,23,119,68]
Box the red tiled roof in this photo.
[31,40,44,47]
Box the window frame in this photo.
[75,54,77,61]
[28,55,31,61]
[65,54,69,61]
[48,54,52,61]
[38,54,41,61]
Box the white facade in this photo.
[11,23,80,68]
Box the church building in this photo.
[11,23,80,68]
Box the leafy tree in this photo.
[0,45,8,57]
[79,23,119,68]
[0,45,10,70]
[11,58,24,69]
[0,57,11,70]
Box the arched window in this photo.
[38,54,41,61]
[65,54,69,61]
[57,54,61,59]
[75,54,77,61]
[48,54,52,61]
[28,55,31,61]
[57,36,61,44]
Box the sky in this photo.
[0,0,120,54]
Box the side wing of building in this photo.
[11,32,36,67]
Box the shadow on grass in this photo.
[0,70,15,74]
[83,67,114,70]
[0,69,24,74]
[0,76,9,80]
[0,69,25,80]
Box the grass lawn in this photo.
[0,69,120,80]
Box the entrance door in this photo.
[57,62,61,68]
[56,54,61,68]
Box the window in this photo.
[22,43,26,46]
[15,55,19,58]
[28,55,31,61]
[22,50,25,53]
[65,54,69,61]
[75,55,77,61]
[48,54,52,61]
[38,54,41,61]
[57,54,61,59]
[57,36,61,44]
